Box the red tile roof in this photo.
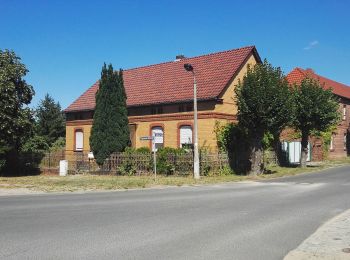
[286,68,350,99]
[65,46,260,112]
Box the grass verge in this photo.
[0,158,349,192]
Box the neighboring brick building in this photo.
[64,46,261,154]
[286,68,350,160]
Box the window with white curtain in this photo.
[180,125,192,148]
[75,130,83,151]
[152,127,164,151]
[330,135,334,150]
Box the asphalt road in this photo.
[1,166,350,260]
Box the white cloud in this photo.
[304,40,319,50]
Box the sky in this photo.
[1,0,350,109]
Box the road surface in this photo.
[1,166,350,259]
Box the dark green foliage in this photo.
[0,50,35,175]
[49,137,66,152]
[117,147,153,175]
[21,135,49,153]
[36,94,65,146]
[292,78,339,133]
[235,60,294,175]
[136,147,151,153]
[156,147,187,175]
[90,64,130,165]
[215,122,251,174]
[292,77,340,167]
[235,60,294,137]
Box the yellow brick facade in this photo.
[65,53,258,153]
[214,54,256,114]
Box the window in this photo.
[151,106,163,115]
[343,105,347,120]
[330,135,334,150]
[151,127,164,151]
[179,126,193,148]
[344,133,347,150]
[75,129,83,151]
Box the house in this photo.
[285,68,350,160]
[64,46,261,155]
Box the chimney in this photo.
[175,54,186,61]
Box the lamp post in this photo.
[184,63,200,179]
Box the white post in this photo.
[193,75,200,179]
[59,160,68,176]
[152,137,157,181]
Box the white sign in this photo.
[140,136,153,141]
[88,152,94,159]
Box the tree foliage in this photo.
[0,50,35,173]
[235,60,293,175]
[292,78,339,167]
[36,94,65,146]
[90,64,130,165]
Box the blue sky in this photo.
[1,0,349,109]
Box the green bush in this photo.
[117,163,137,176]
[217,165,235,176]
[117,147,152,175]
[136,147,151,153]
[156,147,188,175]
[49,137,65,152]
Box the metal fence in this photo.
[39,150,230,176]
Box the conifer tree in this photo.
[36,94,65,146]
[90,64,130,165]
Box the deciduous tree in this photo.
[235,60,293,175]
[292,78,339,167]
[0,50,35,173]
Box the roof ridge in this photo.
[297,67,350,88]
[294,67,307,76]
[124,45,255,72]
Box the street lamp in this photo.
[184,63,200,179]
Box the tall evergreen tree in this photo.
[292,78,339,167]
[90,64,130,165]
[235,60,293,175]
[36,94,65,146]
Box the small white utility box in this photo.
[59,160,68,176]
[88,152,94,159]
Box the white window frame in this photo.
[75,129,84,151]
[344,133,347,150]
[343,105,347,120]
[330,135,334,150]
[151,126,164,152]
[179,125,193,148]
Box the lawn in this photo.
[0,158,349,192]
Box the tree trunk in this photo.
[272,132,284,166]
[249,133,264,176]
[300,130,309,168]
